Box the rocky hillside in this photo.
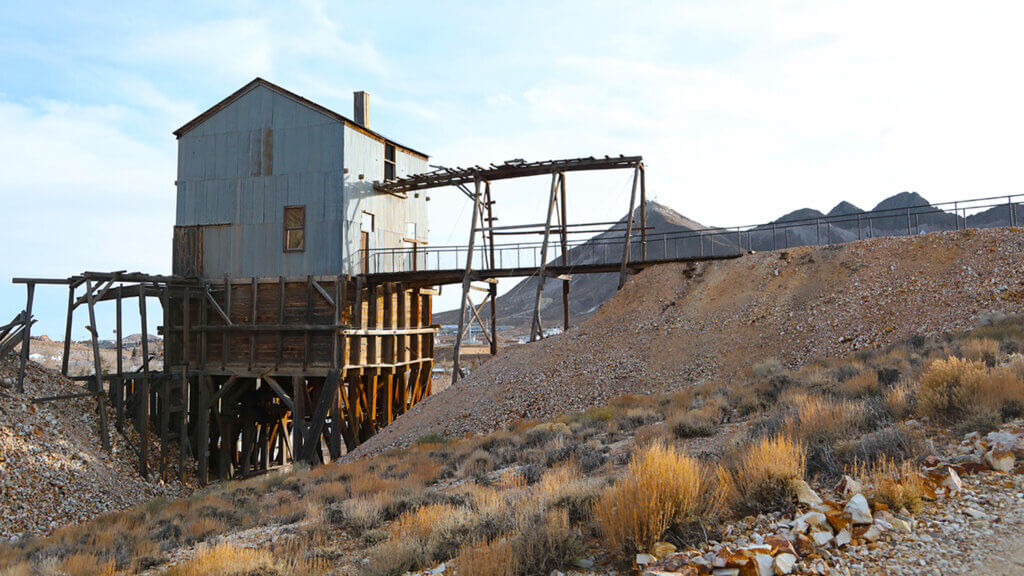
[364,226,1024,453]
[0,356,191,540]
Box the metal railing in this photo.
[364,193,1024,274]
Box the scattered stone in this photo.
[844,494,873,525]
[795,479,824,506]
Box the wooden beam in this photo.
[137,282,151,477]
[530,173,561,342]
[262,375,295,413]
[618,165,640,289]
[299,370,340,463]
[452,179,483,384]
[84,280,111,451]
[197,375,211,486]
[16,283,34,393]
[114,287,124,431]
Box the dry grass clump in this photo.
[783,393,865,442]
[325,496,387,536]
[730,435,805,515]
[885,380,917,419]
[916,357,1022,423]
[838,369,880,397]
[854,458,926,514]
[165,542,328,576]
[454,538,517,576]
[595,442,723,556]
[58,553,116,576]
[670,405,720,438]
[961,337,1000,365]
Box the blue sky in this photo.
[3,0,1024,337]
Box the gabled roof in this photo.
[172,77,428,160]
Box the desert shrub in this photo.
[325,497,385,536]
[58,553,116,576]
[362,538,430,576]
[617,408,660,432]
[838,369,880,397]
[885,380,917,419]
[855,458,926,514]
[784,394,866,442]
[730,435,805,515]
[463,449,494,481]
[165,542,327,576]
[962,338,1000,366]
[751,359,787,380]
[595,443,722,556]
[416,433,448,445]
[877,367,902,387]
[918,357,988,422]
[182,517,227,543]
[836,424,925,467]
[670,406,719,439]
[510,508,584,575]
[521,423,571,449]
[975,366,1024,419]
[454,538,517,576]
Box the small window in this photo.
[361,211,375,233]
[384,143,396,181]
[284,206,305,252]
[405,222,416,239]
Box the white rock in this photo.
[984,450,1015,473]
[844,493,873,525]
[834,528,852,548]
[753,553,774,576]
[794,479,823,506]
[636,553,656,566]
[811,530,834,546]
[964,507,989,520]
[862,525,882,542]
[773,553,797,575]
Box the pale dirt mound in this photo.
[0,358,192,540]
[356,227,1024,456]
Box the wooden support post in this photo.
[84,280,111,451]
[618,165,641,289]
[114,287,124,431]
[530,172,561,342]
[61,283,75,377]
[291,375,305,460]
[639,163,647,261]
[489,282,498,355]
[16,282,34,393]
[300,370,340,464]
[179,372,189,482]
[197,375,211,486]
[182,287,191,366]
[138,282,151,477]
[452,178,483,384]
[558,173,570,331]
[160,375,170,480]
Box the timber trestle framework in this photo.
[12,272,435,485]
[372,155,650,386]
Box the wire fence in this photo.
[365,193,1024,274]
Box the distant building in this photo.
[172,78,429,278]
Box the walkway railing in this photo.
[365,193,1024,274]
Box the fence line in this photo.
[366,193,1024,274]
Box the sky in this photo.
[3,0,1024,338]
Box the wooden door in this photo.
[173,226,203,277]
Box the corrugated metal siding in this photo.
[341,127,429,274]
[176,84,347,278]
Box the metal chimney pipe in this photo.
[354,91,369,127]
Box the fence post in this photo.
[906,208,911,236]
[857,214,862,240]
[816,219,821,245]
[772,222,777,251]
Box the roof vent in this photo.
[354,91,369,127]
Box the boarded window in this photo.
[384,143,396,181]
[284,206,305,252]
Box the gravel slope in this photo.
[358,227,1024,455]
[0,358,192,540]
